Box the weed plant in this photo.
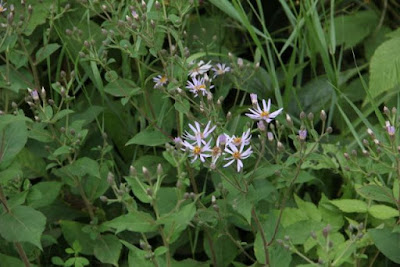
[0,0,399,266]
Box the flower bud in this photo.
[277,141,284,152]
[298,129,307,141]
[322,224,331,238]
[286,114,293,127]
[320,110,327,121]
[326,127,333,134]
[157,163,163,176]
[300,111,306,120]
[267,132,274,142]
[257,121,266,132]
[250,93,258,105]
[107,172,114,185]
[383,106,390,116]
[307,112,314,121]
[100,196,108,202]
[142,166,150,179]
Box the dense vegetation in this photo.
[0,0,400,266]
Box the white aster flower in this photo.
[245,95,283,123]
[212,63,230,78]
[182,137,212,163]
[153,75,168,88]
[186,76,213,97]
[189,60,212,77]
[228,129,251,147]
[183,121,216,144]
[0,1,7,13]
[223,142,252,172]
[211,134,227,164]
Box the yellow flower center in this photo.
[0,6,4,12]
[195,84,206,91]
[212,146,221,156]
[160,76,167,83]
[260,111,269,118]
[193,146,201,155]
[233,137,241,144]
[233,151,241,159]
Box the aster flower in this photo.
[245,95,283,123]
[223,142,252,172]
[211,134,227,164]
[183,121,216,144]
[228,129,251,147]
[28,88,39,101]
[186,76,213,97]
[153,75,168,88]
[385,121,395,136]
[0,1,7,13]
[212,63,230,78]
[189,60,212,78]
[182,137,212,163]
[298,129,307,141]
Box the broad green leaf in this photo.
[0,115,28,166]
[125,176,152,204]
[330,199,368,213]
[174,99,190,113]
[0,167,23,185]
[121,241,154,267]
[60,221,94,255]
[369,228,400,263]
[126,128,170,147]
[103,211,157,234]
[203,233,238,267]
[0,253,29,267]
[284,220,324,245]
[356,184,396,205]
[0,205,46,249]
[35,43,61,64]
[369,205,398,220]
[369,37,400,98]
[15,148,46,179]
[27,182,63,209]
[159,203,196,243]
[0,66,33,93]
[334,10,378,49]
[21,0,54,35]
[94,235,122,266]
[104,79,141,97]
[294,195,322,222]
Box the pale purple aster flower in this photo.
[223,142,252,172]
[0,1,7,13]
[211,134,225,164]
[153,75,168,88]
[188,60,212,78]
[257,121,266,132]
[385,121,395,136]
[131,10,139,20]
[212,63,230,78]
[267,132,274,142]
[186,76,213,97]
[28,88,39,101]
[182,137,212,163]
[217,134,227,146]
[183,121,216,144]
[228,129,251,147]
[245,96,283,123]
[298,129,307,141]
[250,93,258,105]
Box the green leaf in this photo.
[369,37,400,98]
[0,253,28,267]
[126,128,170,147]
[203,233,238,267]
[0,167,23,185]
[51,109,74,123]
[0,115,28,166]
[333,10,378,49]
[159,203,196,243]
[330,199,368,213]
[369,228,400,263]
[27,182,63,208]
[294,195,322,222]
[103,211,158,234]
[0,205,46,249]
[35,43,61,64]
[15,148,46,179]
[357,184,396,205]
[369,205,398,220]
[60,221,95,255]
[174,99,190,113]
[121,241,154,267]
[94,234,122,266]
[104,79,141,97]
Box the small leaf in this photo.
[0,205,46,249]
[104,79,141,97]
[94,235,122,266]
[35,43,61,64]
[330,199,368,213]
[369,205,398,220]
[103,211,158,234]
[126,128,170,147]
[60,221,95,255]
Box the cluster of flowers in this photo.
[174,121,252,172]
[153,60,230,97]
[173,94,284,172]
